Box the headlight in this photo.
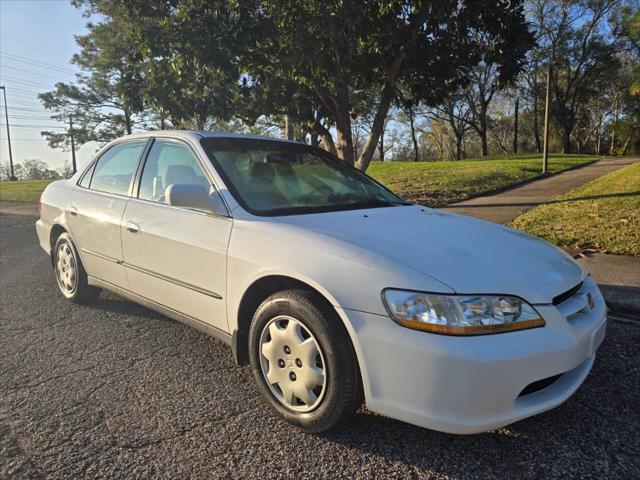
[382,289,544,335]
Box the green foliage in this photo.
[512,162,640,256]
[60,0,534,171]
[39,9,147,149]
[531,0,625,153]
[246,0,534,169]
[367,154,596,206]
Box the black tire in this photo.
[249,289,362,433]
[53,232,100,304]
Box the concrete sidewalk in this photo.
[441,157,638,224]
[440,156,640,314]
[0,200,39,217]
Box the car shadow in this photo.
[90,290,174,323]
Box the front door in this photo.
[67,140,148,287]
[121,138,232,333]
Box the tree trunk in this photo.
[479,125,488,157]
[379,135,384,162]
[408,106,419,162]
[284,115,294,140]
[479,105,488,157]
[533,81,541,153]
[610,102,619,156]
[124,109,132,135]
[307,119,337,155]
[620,127,636,155]
[562,123,572,154]
[455,134,463,161]
[356,83,395,171]
[334,86,355,165]
[512,98,519,154]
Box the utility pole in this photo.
[68,115,77,174]
[542,64,552,174]
[513,98,519,155]
[0,86,17,181]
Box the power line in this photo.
[1,99,43,107]
[10,115,57,120]
[5,106,47,113]
[0,86,44,96]
[0,52,77,75]
[2,91,41,101]
[0,32,70,55]
[0,138,46,141]
[0,75,54,89]
[1,65,76,81]
[0,123,66,129]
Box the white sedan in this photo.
[36,131,607,434]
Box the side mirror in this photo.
[165,184,227,215]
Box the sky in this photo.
[0,0,96,170]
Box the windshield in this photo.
[200,138,408,216]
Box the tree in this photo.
[92,0,253,130]
[247,0,534,170]
[39,5,148,150]
[531,0,622,153]
[60,160,74,179]
[464,63,501,156]
[430,92,473,160]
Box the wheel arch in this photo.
[49,224,68,266]
[232,275,359,372]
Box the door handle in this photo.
[125,221,140,234]
[68,205,78,216]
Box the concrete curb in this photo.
[601,285,640,316]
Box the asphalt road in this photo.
[1,214,639,479]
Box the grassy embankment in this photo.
[512,161,640,256]
[0,180,55,203]
[367,154,597,206]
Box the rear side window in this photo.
[138,139,210,204]
[78,162,95,188]
[89,141,147,196]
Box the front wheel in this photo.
[53,232,100,304]
[249,289,362,433]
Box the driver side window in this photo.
[139,139,210,204]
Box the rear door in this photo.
[67,140,148,287]
[121,138,232,333]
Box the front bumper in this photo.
[339,276,607,434]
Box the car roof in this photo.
[120,130,295,144]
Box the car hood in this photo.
[278,205,585,304]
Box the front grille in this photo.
[518,374,563,397]
[552,282,583,306]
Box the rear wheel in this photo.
[53,233,100,304]
[249,289,362,432]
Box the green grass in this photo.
[0,180,55,203]
[367,154,597,206]
[512,162,640,256]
